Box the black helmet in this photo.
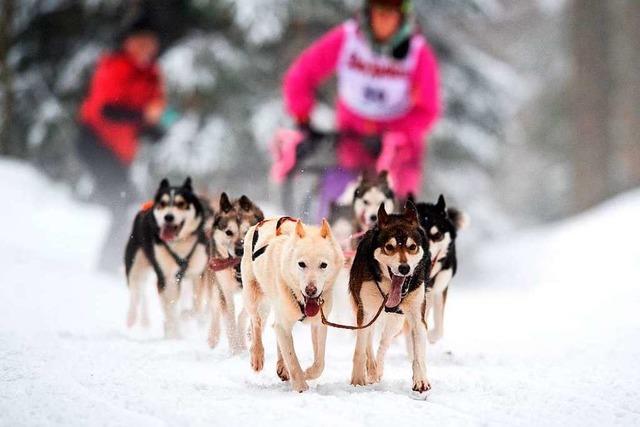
[119,12,159,40]
[366,0,412,14]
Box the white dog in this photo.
[241,217,344,392]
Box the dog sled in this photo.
[269,127,383,221]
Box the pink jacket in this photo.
[283,20,440,196]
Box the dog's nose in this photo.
[369,214,378,222]
[398,264,410,276]
[235,245,244,257]
[305,283,317,297]
[164,214,175,223]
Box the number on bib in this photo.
[364,86,386,103]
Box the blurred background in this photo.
[0,0,638,240]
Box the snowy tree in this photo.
[2,0,639,240]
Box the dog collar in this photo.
[160,238,200,282]
[401,275,412,297]
[158,220,206,282]
[289,289,307,322]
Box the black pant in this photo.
[76,125,138,273]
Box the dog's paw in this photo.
[371,363,384,383]
[140,315,150,329]
[304,363,324,380]
[350,374,367,387]
[276,360,290,382]
[412,378,431,393]
[366,359,379,384]
[292,379,309,393]
[163,323,181,339]
[207,330,220,349]
[126,310,136,328]
[250,345,264,372]
[427,329,442,344]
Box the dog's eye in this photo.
[298,261,307,269]
[175,201,187,210]
[159,201,168,209]
[225,229,233,237]
[384,244,395,252]
[431,232,443,242]
[319,262,328,269]
[408,244,417,251]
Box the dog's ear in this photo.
[406,192,416,205]
[159,178,170,189]
[436,194,446,212]
[295,220,305,239]
[377,170,389,184]
[403,201,419,225]
[182,177,193,191]
[353,187,361,200]
[377,203,390,227]
[238,195,253,212]
[220,192,233,213]
[254,207,265,222]
[447,207,470,231]
[320,218,332,239]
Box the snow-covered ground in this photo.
[1,158,639,426]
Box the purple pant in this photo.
[317,167,359,220]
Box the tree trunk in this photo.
[0,0,15,157]
[617,0,640,189]
[570,0,613,211]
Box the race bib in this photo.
[337,21,422,120]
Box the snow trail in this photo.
[1,159,639,426]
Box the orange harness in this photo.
[140,200,154,212]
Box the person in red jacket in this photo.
[77,14,166,273]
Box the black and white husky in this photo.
[124,178,209,338]
[331,171,396,253]
[352,171,396,234]
[413,195,469,343]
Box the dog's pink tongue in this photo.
[304,298,320,318]
[161,227,176,242]
[386,275,404,308]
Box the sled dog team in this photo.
[125,172,468,394]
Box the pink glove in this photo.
[376,131,411,173]
[270,128,305,183]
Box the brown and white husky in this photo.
[348,202,432,394]
[205,193,264,352]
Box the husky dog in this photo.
[352,171,395,237]
[330,171,396,254]
[125,178,209,338]
[349,202,431,393]
[415,195,469,344]
[242,218,344,392]
[206,193,264,352]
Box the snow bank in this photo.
[0,159,638,426]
